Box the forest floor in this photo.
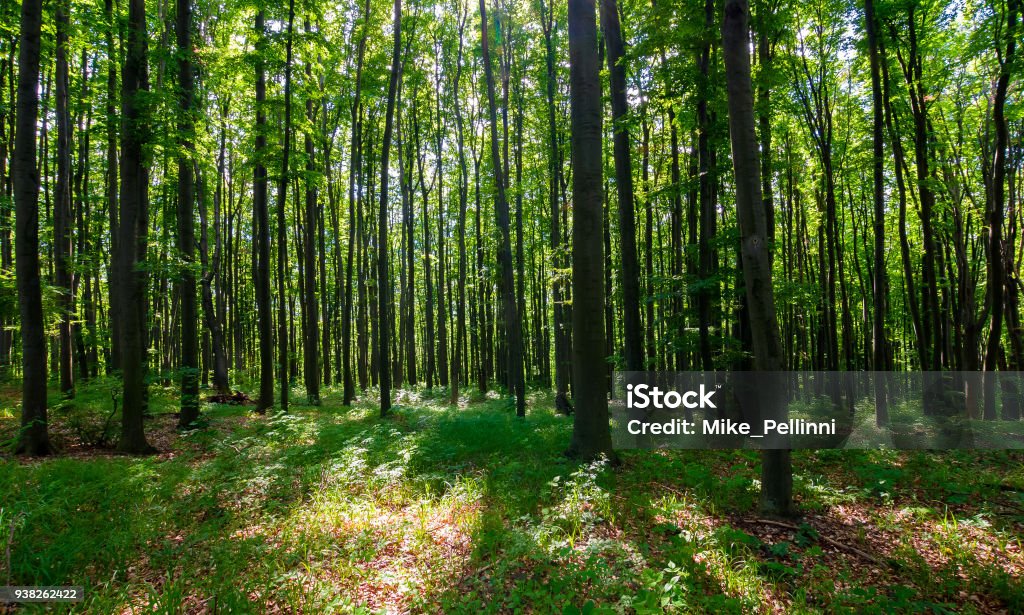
[1,380,1023,614]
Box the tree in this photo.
[378,0,403,417]
[481,0,526,417]
[566,0,614,460]
[13,0,51,456]
[539,0,572,412]
[601,0,643,373]
[54,0,74,395]
[254,8,274,413]
[117,0,155,453]
[721,0,791,516]
[277,0,296,413]
[343,0,371,406]
[451,1,470,405]
[864,0,888,425]
[176,0,200,428]
[984,0,1019,419]
[302,18,321,406]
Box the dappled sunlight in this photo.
[2,388,1023,611]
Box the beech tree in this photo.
[13,0,50,456]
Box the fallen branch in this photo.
[743,518,886,566]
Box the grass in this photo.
[0,379,1022,613]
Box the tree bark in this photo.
[985,0,1018,419]
[118,0,155,453]
[176,0,200,427]
[343,0,371,405]
[13,0,51,456]
[567,0,615,460]
[54,0,74,395]
[277,0,296,412]
[378,0,403,417]
[302,18,321,405]
[865,0,888,425]
[481,0,526,417]
[601,0,643,373]
[254,9,274,413]
[722,0,792,516]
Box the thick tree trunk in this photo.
[567,0,615,460]
[722,0,792,516]
[176,0,200,428]
[118,0,155,453]
[14,0,51,456]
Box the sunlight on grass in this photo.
[1,386,1022,612]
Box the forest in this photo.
[1,0,1023,610]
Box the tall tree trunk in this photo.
[105,0,121,374]
[302,18,320,405]
[567,0,614,460]
[118,0,155,453]
[176,0,200,427]
[14,0,51,455]
[277,0,296,412]
[481,0,526,417]
[865,0,888,425]
[451,7,469,405]
[54,0,74,395]
[254,9,274,413]
[696,0,717,372]
[202,102,230,395]
[343,0,371,405]
[722,0,792,517]
[985,0,1018,419]
[377,0,402,417]
[540,0,571,411]
[601,0,643,373]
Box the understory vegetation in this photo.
[2,382,1022,613]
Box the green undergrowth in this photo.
[0,383,1021,613]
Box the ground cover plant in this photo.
[2,381,1022,613]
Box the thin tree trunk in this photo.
[302,18,320,405]
[54,0,74,395]
[601,0,643,372]
[377,0,403,416]
[344,0,371,405]
[985,0,1018,419]
[277,0,296,412]
[451,6,469,405]
[254,9,274,412]
[865,0,888,425]
[481,0,526,416]
[722,0,792,517]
